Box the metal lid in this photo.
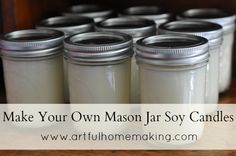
[64,32,133,64]
[158,21,223,49]
[120,6,172,25]
[178,8,236,34]
[37,16,94,36]
[63,4,116,23]
[0,29,64,58]
[135,34,209,66]
[96,17,156,39]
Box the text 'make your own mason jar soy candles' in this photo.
[158,21,223,105]
[178,8,236,93]
[136,34,209,104]
[63,4,116,23]
[64,32,133,103]
[96,17,156,103]
[0,29,64,103]
[120,6,172,31]
[37,16,95,103]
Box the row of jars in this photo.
[0,5,235,105]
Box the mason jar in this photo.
[37,16,95,103]
[96,17,156,103]
[64,32,133,103]
[178,8,236,93]
[37,16,94,36]
[158,21,223,105]
[120,6,172,31]
[63,4,116,23]
[136,34,209,104]
[0,29,64,103]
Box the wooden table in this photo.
[0,79,236,156]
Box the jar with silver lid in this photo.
[158,21,223,106]
[136,34,209,103]
[0,29,64,103]
[96,17,156,103]
[120,6,172,32]
[37,16,94,36]
[178,8,236,93]
[64,32,133,103]
[63,4,116,23]
[37,16,95,103]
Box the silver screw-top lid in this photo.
[95,17,156,39]
[120,6,172,26]
[37,16,94,36]
[158,21,223,49]
[178,8,236,34]
[63,4,116,23]
[136,34,209,66]
[64,32,133,64]
[0,29,64,58]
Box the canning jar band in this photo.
[96,27,156,38]
[65,54,132,66]
[37,24,94,37]
[135,52,209,66]
[137,58,209,71]
[64,47,133,61]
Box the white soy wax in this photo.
[37,16,95,103]
[0,29,65,103]
[3,55,64,103]
[158,21,223,108]
[68,60,130,103]
[178,8,236,93]
[96,17,156,103]
[64,32,133,103]
[136,34,209,104]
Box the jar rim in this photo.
[37,16,94,36]
[158,20,223,47]
[0,29,64,58]
[64,32,133,63]
[177,8,236,33]
[121,6,171,18]
[63,4,115,22]
[135,34,209,66]
[96,17,156,38]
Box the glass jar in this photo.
[37,16,94,36]
[0,29,64,103]
[96,17,156,103]
[178,8,236,93]
[120,6,172,31]
[37,16,95,103]
[63,4,116,23]
[64,32,133,103]
[158,21,223,105]
[136,34,209,104]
